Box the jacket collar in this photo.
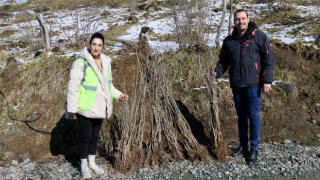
[230,21,258,38]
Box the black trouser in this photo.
[77,114,103,159]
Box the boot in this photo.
[80,158,92,179]
[88,155,104,175]
[232,144,249,157]
[247,149,258,165]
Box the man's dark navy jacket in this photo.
[214,21,274,88]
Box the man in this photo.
[206,9,274,165]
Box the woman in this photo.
[67,32,128,179]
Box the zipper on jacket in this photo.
[243,42,246,56]
[255,63,260,82]
[239,39,242,87]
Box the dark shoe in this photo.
[247,149,258,165]
[232,144,249,157]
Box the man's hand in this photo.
[205,72,217,81]
[68,113,77,120]
[263,84,272,93]
[119,94,129,101]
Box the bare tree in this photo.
[54,0,99,48]
[172,0,212,51]
[132,0,135,12]
[36,14,51,51]
[228,0,233,35]
[278,0,295,11]
[215,0,227,48]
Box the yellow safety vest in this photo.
[76,57,113,111]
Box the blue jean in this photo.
[232,87,261,150]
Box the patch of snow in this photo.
[7,122,13,125]
[59,51,79,58]
[193,86,207,90]
[295,5,319,17]
[149,41,180,53]
[0,0,28,6]
[260,21,316,44]
[13,105,19,110]
[217,78,230,83]
[272,80,282,85]
[47,52,53,58]
[0,0,318,61]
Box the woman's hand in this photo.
[68,113,77,120]
[119,94,129,101]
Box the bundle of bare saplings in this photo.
[114,52,231,173]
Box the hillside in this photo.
[0,0,320,179]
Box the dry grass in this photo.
[103,23,136,46]
[0,30,17,37]
[288,20,320,37]
[6,54,70,103]
[14,13,36,23]
[270,39,320,60]
[252,8,313,27]
[0,50,77,161]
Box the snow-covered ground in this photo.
[0,0,27,6]
[0,0,319,66]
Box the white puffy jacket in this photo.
[67,47,122,119]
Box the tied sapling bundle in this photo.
[202,52,232,160]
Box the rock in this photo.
[293,163,299,168]
[278,153,284,158]
[11,160,19,167]
[101,11,110,17]
[33,6,51,13]
[52,47,59,52]
[34,50,43,57]
[284,139,292,144]
[147,7,155,12]
[274,56,300,70]
[22,158,30,164]
[316,134,320,138]
[3,152,14,160]
[128,15,139,24]
[137,4,148,11]
[6,57,16,66]
[140,27,150,34]
[58,39,65,43]
[277,82,296,93]
[3,160,11,167]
